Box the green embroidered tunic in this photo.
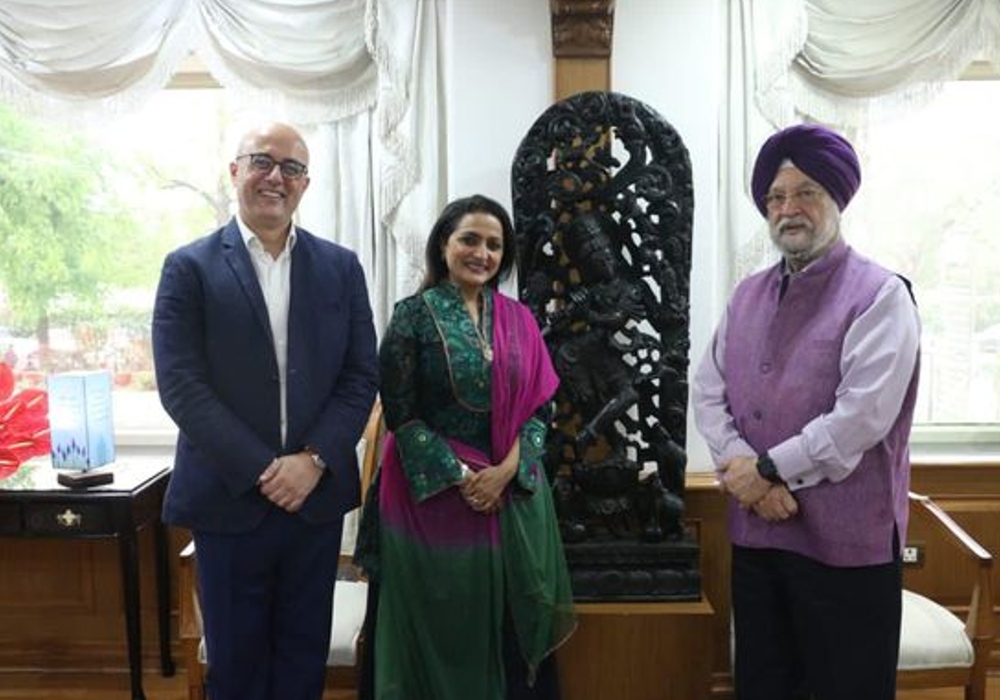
[361,282,574,700]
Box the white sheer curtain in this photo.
[197,0,376,123]
[718,0,805,289]
[764,0,1000,128]
[719,0,1000,291]
[0,0,378,119]
[0,0,439,332]
[0,0,196,110]
[366,0,445,322]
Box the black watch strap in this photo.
[756,454,784,484]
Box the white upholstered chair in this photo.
[178,400,383,700]
[896,492,993,700]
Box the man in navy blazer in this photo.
[152,122,378,700]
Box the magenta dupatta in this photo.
[377,290,559,544]
[489,291,560,464]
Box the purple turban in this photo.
[750,124,861,217]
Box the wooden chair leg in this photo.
[184,645,205,700]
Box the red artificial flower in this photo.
[0,362,51,479]
[0,447,18,480]
[0,362,12,400]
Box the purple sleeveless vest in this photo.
[724,241,918,566]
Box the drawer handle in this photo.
[56,509,83,528]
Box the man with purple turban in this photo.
[692,123,921,700]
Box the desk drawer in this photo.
[24,503,112,535]
[0,503,21,534]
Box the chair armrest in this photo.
[360,399,384,499]
[908,492,994,642]
[179,540,203,642]
[338,552,365,582]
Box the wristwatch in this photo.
[305,447,327,471]
[756,453,784,484]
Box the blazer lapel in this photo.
[221,221,274,344]
[288,232,317,348]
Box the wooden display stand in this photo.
[557,597,715,700]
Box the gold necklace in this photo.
[474,313,493,362]
[465,293,493,362]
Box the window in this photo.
[844,73,1000,429]
[0,84,249,440]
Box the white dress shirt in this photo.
[238,216,295,447]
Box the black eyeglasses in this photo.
[236,153,309,179]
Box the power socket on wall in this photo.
[902,542,924,566]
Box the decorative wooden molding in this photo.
[550,0,616,58]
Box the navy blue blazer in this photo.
[152,220,378,533]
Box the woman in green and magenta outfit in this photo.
[356,194,575,699]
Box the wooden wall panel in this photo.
[684,473,733,693]
[0,540,97,609]
[558,600,715,700]
[554,58,611,101]
[0,526,189,670]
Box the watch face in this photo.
[757,456,781,484]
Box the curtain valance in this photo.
[754,0,1000,128]
[0,0,377,122]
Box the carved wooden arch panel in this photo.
[512,90,699,601]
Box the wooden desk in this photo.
[0,459,174,700]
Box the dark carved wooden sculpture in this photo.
[512,91,699,600]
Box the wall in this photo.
[613,0,721,471]
[443,0,721,470]
[443,0,553,204]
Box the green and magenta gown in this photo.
[362,282,575,700]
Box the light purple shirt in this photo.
[692,272,920,490]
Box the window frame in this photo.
[904,59,1000,457]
